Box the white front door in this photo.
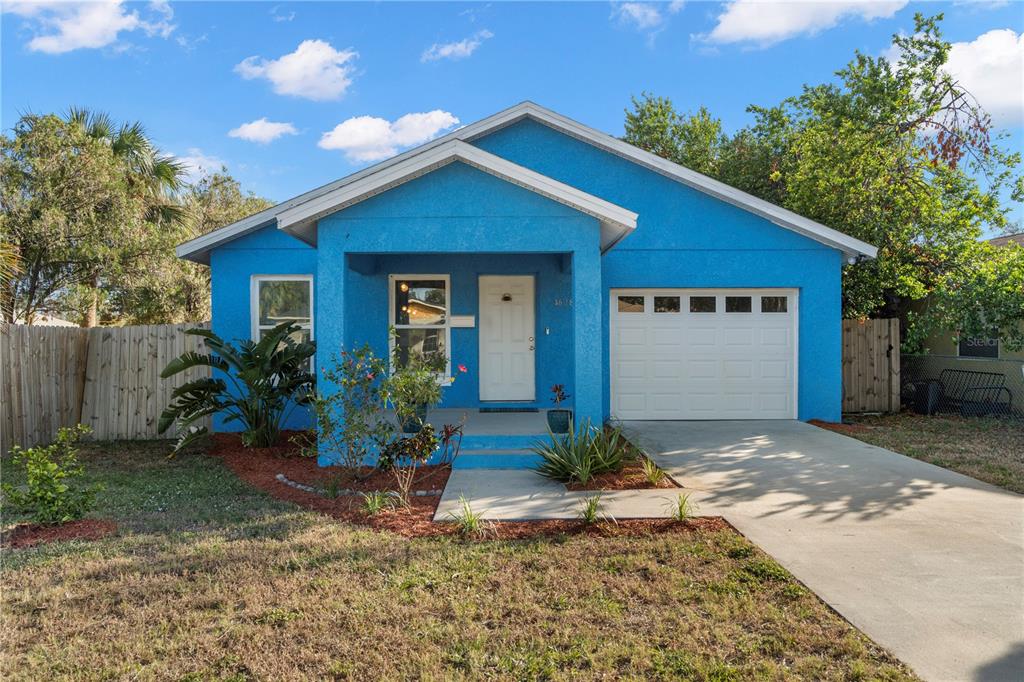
[610,288,798,420]
[479,275,536,401]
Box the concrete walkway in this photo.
[621,420,1024,682]
[435,469,688,520]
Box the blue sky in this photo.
[2,1,1022,221]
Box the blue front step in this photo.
[455,449,544,469]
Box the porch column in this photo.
[315,249,346,465]
[572,245,603,426]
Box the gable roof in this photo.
[988,233,1023,248]
[177,101,876,263]
[274,140,637,252]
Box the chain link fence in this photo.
[901,355,1024,422]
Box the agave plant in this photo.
[532,420,626,484]
[158,322,316,453]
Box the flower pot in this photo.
[400,405,429,433]
[547,409,572,434]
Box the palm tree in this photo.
[0,240,18,328]
[64,108,187,325]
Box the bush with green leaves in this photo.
[158,322,315,453]
[310,344,394,470]
[533,421,626,484]
[2,425,101,525]
[378,426,439,505]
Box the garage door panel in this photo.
[611,288,797,420]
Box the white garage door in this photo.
[610,289,798,420]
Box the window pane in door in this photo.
[654,296,680,313]
[394,328,445,367]
[394,279,447,326]
[726,296,752,313]
[258,280,310,327]
[761,296,788,313]
[618,296,645,313]
[689,296,716,313]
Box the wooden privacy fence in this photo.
[842,318,900,413]
[1,322,210,454]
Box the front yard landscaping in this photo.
[1,439,918,680]
[839,413,1024,494]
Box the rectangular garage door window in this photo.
[761,296,788,313]
[726,296,752,313]
[689,296,716,313]
[654,296,680,313]
[618,296,645,312]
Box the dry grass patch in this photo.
[1,440,918,680]
[842,413,1024,493]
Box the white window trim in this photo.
[388,273,452,383]
[250,274,315,350]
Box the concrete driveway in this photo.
[621,420,1024,682]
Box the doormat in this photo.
[479,407,540,413]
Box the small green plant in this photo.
[2,425,101,525]
[378,426,439,505]
[309,344,395,472]
[666,493,696,522]
[447,495,490,537]
[361,490,397,515]
[533,420,625,484]
[578,495,604,525]
[641,457,666,486]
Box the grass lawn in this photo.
[2,441,917,680]
[843,413,1024,494]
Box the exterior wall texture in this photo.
[207,117,850,429]
[473,119,844,421]
[209,225,317,431]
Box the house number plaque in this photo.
[552,298,573,307]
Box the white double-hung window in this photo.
[251,275,314,365]
[388,274,450,377]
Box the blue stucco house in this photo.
[177,102,876,467]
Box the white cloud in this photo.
[704,0,907,47]
[175,148,225,183]
[613,3,665,31]
[270,5,296,22]
[236,40,358,101]
[318,111,460,162]
[945,28,1024,123]
[228,118,299,144]
[421,30,494,62]
[2,0,175,54]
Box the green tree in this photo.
[0,114,145,325]
[623,14,1023,350]
[115,171,273,324]
[624,94,726,176]
[62,108,187,326]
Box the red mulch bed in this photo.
[809,419,869,435]
[210,434,726,539]
[567,459,680,491]
[2,519,117,549]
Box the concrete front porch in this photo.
[430,407,551,469]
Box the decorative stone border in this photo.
[275,473,443,497]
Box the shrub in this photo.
[361,491,397,515]
[578,495,604,525]
[533,420,625,484]
[312,344,394,470]
[666,493,696,522]
[2,425,100,524]
[158,322,315,453]
[641,457,666,486]
[447,495,490,538]
[378,426,438,505]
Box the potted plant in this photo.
[547,384,572,434]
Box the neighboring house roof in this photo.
[988,233,1023,248]
[177,101,876,263]
[274,140,638,253]
[14,313,78,327]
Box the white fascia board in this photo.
[275,140,638,251]
[478,103,877,259]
